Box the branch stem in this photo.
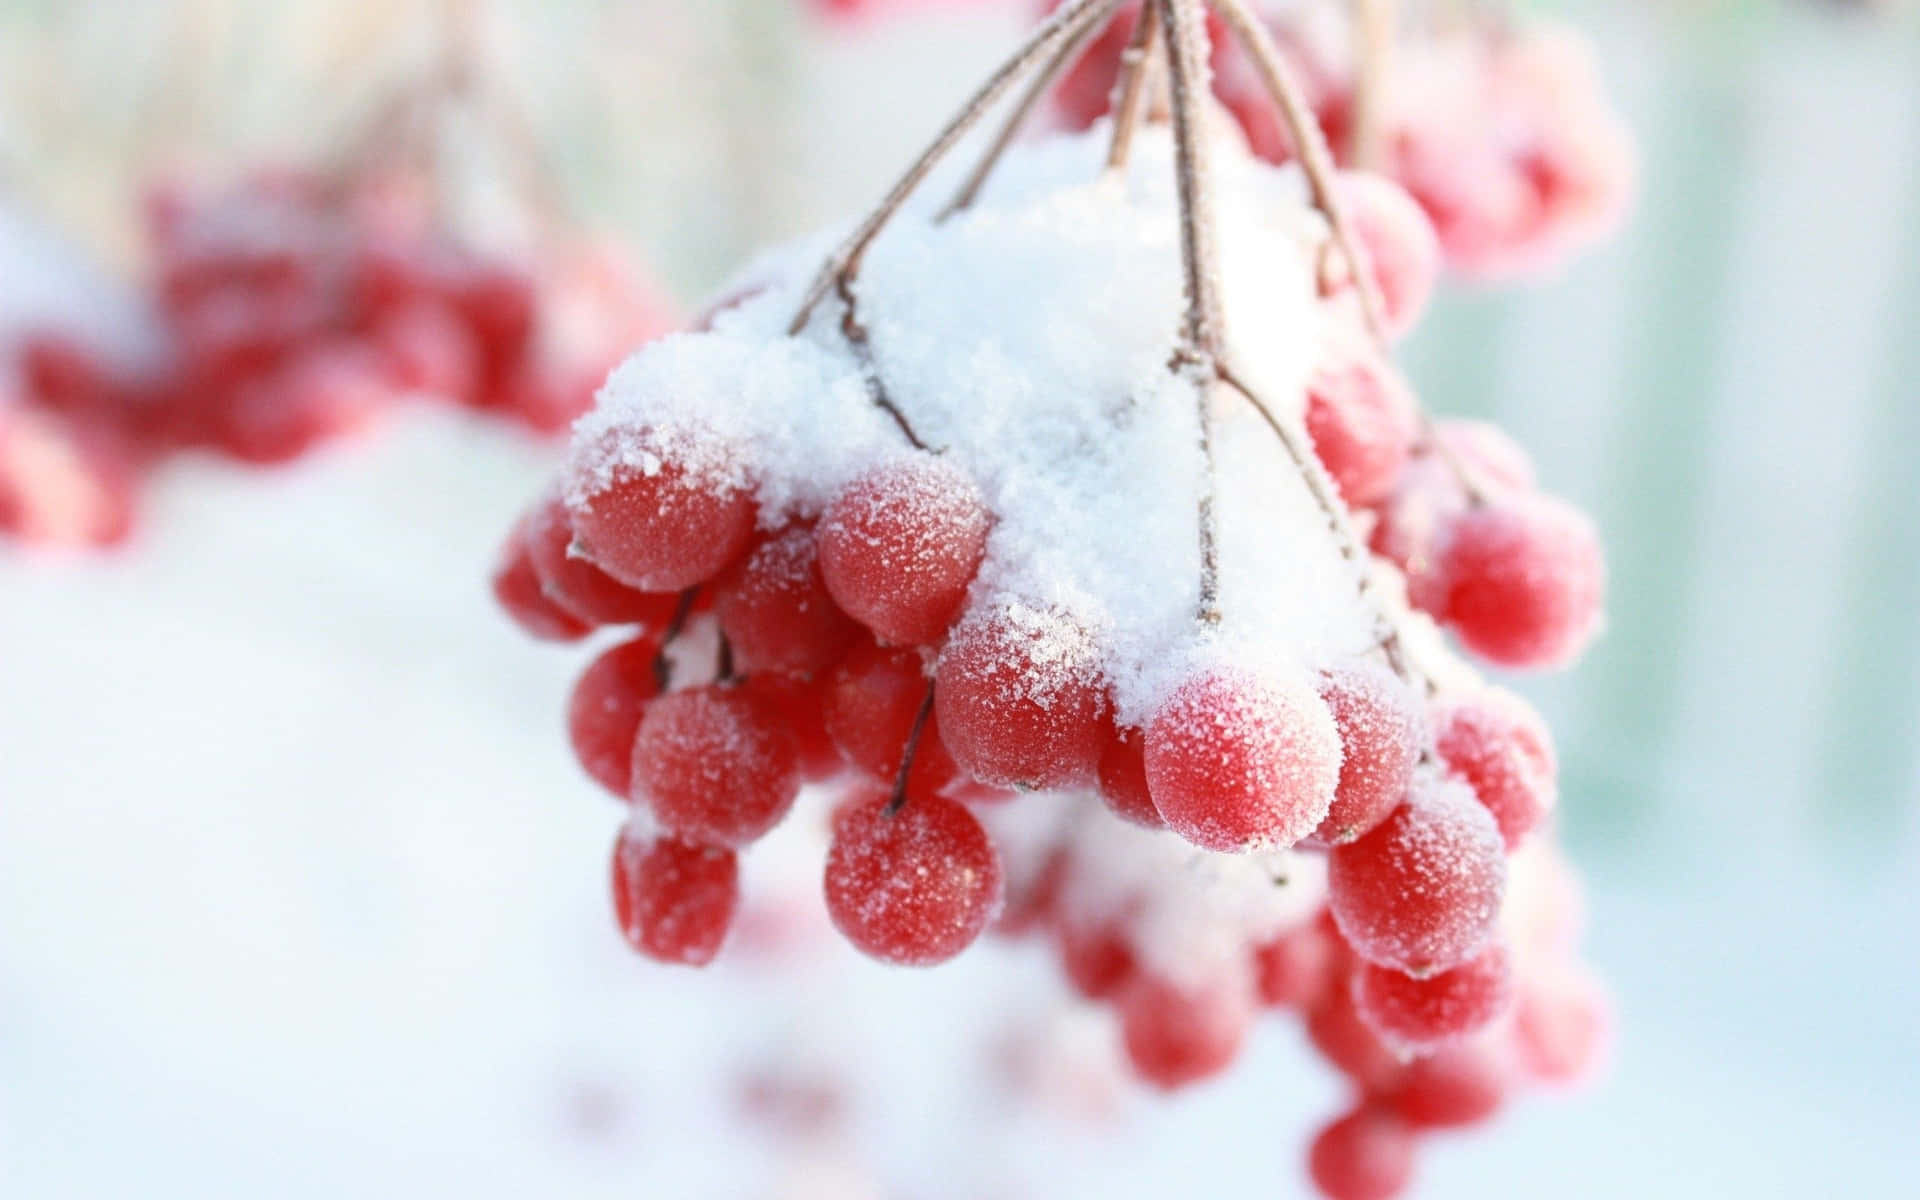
[1104,1,1164,172]
[885,681,938,816]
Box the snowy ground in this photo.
[2,412,1914,1199]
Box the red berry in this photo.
[1307,1104,1417,1200]
[373,301,480,399]
[816,455,990,645]
[1433,689,1557,849]
[630,686,799,847]
[491,517,591,642]
[935,604,1105,791]
[714,525,860,677]
[1306,988,1407,1090]
[525,493,684,629]
[1058,921,1137,1001]
[1436,419,1536,491]
[567,636,662,797]
[1335,172,1441,341]
[1385,1043,1510,1130]
[741,672,845,784]
[1252,919,1339,1010]
[1095,718,1162,828]
[1513,967,1609,1085]
[1304,352,1418,507]
[1354,942,1514,1051]
[1118,972,1253,1091]
[823,788,1002,966]
[1143,666,1340,852]
[1328,776,1506,977]
[610,829,738,966]
[823,640,960,792]
[567,430,756,592]
[1310,665,1424,846]
[1416,494,1604,670]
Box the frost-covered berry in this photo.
[1305,352,1419,507]
[816,455,990,645]
[1311,665,1425,846]
[1354,941,1514,1051]
[567,430,756,592]
[1118,972,1253,1091]
[611,829,738,966]
[525,492,683,629]
[1336,172,1441,341]
[1307,1104,1417,1200]
[823,788,1002,966]
[1385,1043,1510,1130]
[742,672,845,784]
[567,635,662,797]
[1417,494,1603,670]
[1307,987,1407,1090]
[714,524,860,677]
[1434,689,1557,848]
[1252,918,1341,1011]
[1144,666,1341,853]
[630,685,799,847]
[1328,776,1506,977]
[935,604,1106,791]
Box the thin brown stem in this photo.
[1104,1,1163,172]
[788,0,1118,338]
[1208,0,1389,344]
[1218,363,1422,687]
[885,681,938,817]
[1348,0,1393,169]
[837,276,931,451]
[942,0,1125,220]
[650,588,701,692]
[1160,0,1226,626]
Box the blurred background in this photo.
[2,1,1916,1197]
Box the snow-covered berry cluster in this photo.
[494,4,1613,1195]
[1050,1,1635,280]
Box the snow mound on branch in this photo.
[576,123,1403,724]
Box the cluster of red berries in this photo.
[1050,2,1634,279]
[1,168,671,548]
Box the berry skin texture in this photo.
[1304,352,1420,508]
[1119,973,1254,1091]
[714,525,860,677]
[1354,941,1514,1051]
[1307,988,1408,1090]
[567,636,662,797]
[491,516,591,642]
[524,493,683,629]
[816,455,991,645]
[823,788,1003,966]
[1308,1104,1418,1200]
[567,433,756,592]
[935,604,1106,791]
[1311,665,1425,847]
[1419,493,1604,670]
[630,686,799,847]
[823,640,960,792]
[611,829,739,966]
[1095,719,1163,829]
[1386,1043,1510,1130]
[1328,776,1506,977]
[1434,689,1558,849]
[1144,666,1341,853]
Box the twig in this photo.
[650,588,700,692]
[885,681,938,817]
[837,276,931,451]
[941,0,1125,220]
[1105,0,1164,172]
[787,0,1117,337]
[1348,0,1392,169]
[1160,0,1226,626]
[1208,0,1389,344]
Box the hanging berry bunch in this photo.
[1047,0,1636,280]
[495,2,1607,1195]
